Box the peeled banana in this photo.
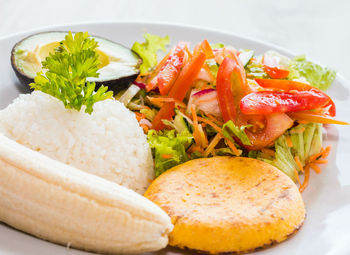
[0,134,173,254]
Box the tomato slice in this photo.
[240,90,331,115]
[152,51,206,130]
[216,57,293,150]
[255,79,336,117]
[262,53,290,79]
[146,42,187,94]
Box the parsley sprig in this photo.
[30,32,113,114]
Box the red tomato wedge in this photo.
[152,51,206,130]
[255,79,336,117]
[240,90,331,115]
[216,57,293,150]
[146,42,188,94]
[262,53,290,79]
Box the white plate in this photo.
[1,21,350,255]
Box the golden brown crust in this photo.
[145,156,306,254]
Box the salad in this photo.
[116,33,347,192]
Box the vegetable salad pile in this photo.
[119,33,347,191]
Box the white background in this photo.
[0,0,349,79]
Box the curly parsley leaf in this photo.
[30,31,113,114]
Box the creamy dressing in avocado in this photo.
[16,42,113,77]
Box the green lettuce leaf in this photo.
[222,120,252,146]
[289,55,336,91]
[210,43,224,49]
[147,129,193,177]
[132,33,170,75]
[206,59,219,81]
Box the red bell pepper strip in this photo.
[146,42,188,94]
[255,79,336,117]
[240,90,331,115]
[262,53,290,79]
[193,39,214,59]
[152,51,206,130]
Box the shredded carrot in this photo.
[135,112,146,122]
[206,114,224,126]
[161,154,173,159]
[226,139,240,156]
[191,105,202,148]
[261,148,275,157]
[294,168,301,186]
[196,116,240,156]
[286,136,293,147]
[203,133,223,157]
[197,116,222,134]
[299,165,310,193]
[297,146,332,192]
[310,163,321,174]
[308,150,325,162]
[140,124,149,133]
[314,159,328,164]
[147,96,186,108]
[187,144,203,153]
[294,155,304,173]
[321,146,331,159]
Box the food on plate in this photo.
[0,134,173,254]
[11,31,142,92]
[145,156,305,253]
[125,36,347,192]
[2,29,348,254]
[0,91,154,194]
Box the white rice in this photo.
[0,91,154,194]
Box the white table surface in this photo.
[0,0,349,80]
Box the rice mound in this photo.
[0,91,154,194]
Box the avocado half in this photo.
[11,31,142,92]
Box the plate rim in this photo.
[2,20,348,87]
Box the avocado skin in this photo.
[10,31,142,94]
[11,42,35,92]
[94,72,140,93]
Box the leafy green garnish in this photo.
[289,55,336,91]
[147,129,193,177]
[206,59,219,82]
[30,32,113,114]
[210,43,224,49]
[132,33,170,75]
[222,120,252,146]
